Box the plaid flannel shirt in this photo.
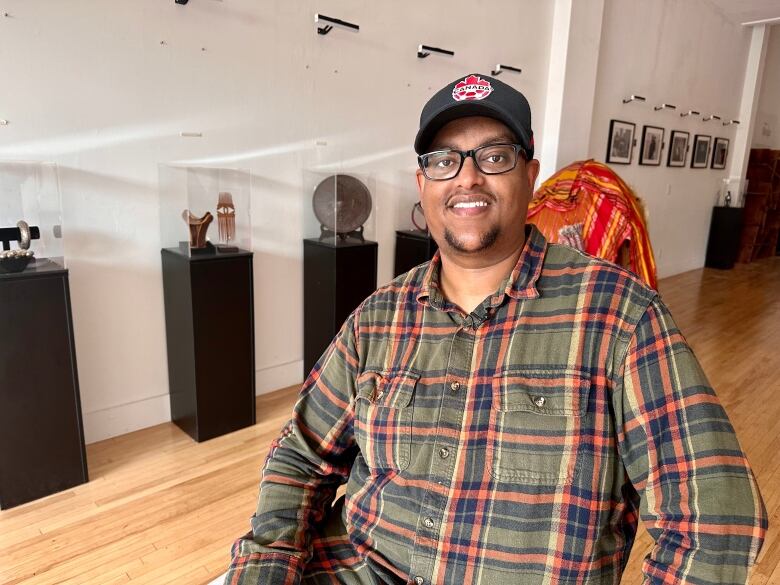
[227,225,766,584]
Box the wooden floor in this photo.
[2,257,779,584]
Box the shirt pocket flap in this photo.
[356,369,419,408]
[493,368,591,416]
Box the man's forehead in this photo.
[429,116,517,149]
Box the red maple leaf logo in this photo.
[452,75,493,101]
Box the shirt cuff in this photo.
[224,550,304,585]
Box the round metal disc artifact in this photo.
[312,174,372,234]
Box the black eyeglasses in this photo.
[418,143,527,181]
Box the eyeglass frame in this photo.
[417,143,529,181]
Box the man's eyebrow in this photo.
[428,134,517,151]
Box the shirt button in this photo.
[439,448,450,459]
[414,577,424,585]
[449,381,460,392]
[533,396,546,407]
[424,517,435,528]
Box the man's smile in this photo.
[445,192,494,216]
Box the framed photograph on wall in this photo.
[711,138,729,169]
[639,125,664,166]
[606,119,635,164]
[667,130,689,167]
[691,134,712,169]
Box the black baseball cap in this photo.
[414,73,534,159]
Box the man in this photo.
[227,74,767,584]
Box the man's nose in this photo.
[454,155,485,189]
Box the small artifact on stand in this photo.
[312,174,372,242]
[181,210,214,252]
[724,190,732,208]
[411,202,428,233]
[0,220,37,274]
[216,191,238,253]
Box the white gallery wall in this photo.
[753,26,780,149]
[0,0,554,442]
[589,0,753,278]
[0,0,767,443]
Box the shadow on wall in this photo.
[56,166,170,440]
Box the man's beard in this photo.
[443,225,500,253]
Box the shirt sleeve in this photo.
[224,312,361,585]
[613,295,767,585]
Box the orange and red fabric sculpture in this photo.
[528,159,658,289]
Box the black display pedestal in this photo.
[394,230,437,276]
[303,237,377,377]
[705,207,744,269]
[0,260,88,509]
[161,247,256,442]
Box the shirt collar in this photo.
[417,224,547,309]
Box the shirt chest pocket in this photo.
[488,368,591,484]
[354,369,418,473]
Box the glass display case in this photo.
[0,160,87,507]
[158,164,256,441]
[302,170,377,244]
[159,165,251,256]
[718,177,749,208]
[0,161,65,274]
[392,175,437,276]
[301,170,378,377]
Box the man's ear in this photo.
[525,159,540,190]
[415,168,426,197]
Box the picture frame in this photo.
[711,137,729,170]
[639,125,664,166]
[667,130,689,167]
[691,134,712,169]
[606,119,635,164]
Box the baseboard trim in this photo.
[256,359,303,395]
[82,360,304,444]
[83,394,171,444]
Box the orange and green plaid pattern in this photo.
[227,226,766,585]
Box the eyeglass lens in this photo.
[421,144,520,180]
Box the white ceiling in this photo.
[706,0,780,25]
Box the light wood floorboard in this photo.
[1,257,778,584]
